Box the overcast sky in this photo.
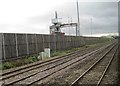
[0,0,119,36]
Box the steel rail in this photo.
[1,48,90,79]
[4,44,108,86]
[2,50,79,75]
[70,43,116,86]
[26,43,115,85]
[2,43,113,80]
[2,42,115,85]
[2,42,113,76]
[97,48,118,86]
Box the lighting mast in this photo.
[91,18,92,37]
[76,0,80,36]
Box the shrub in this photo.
[0,63,2,70]
[27,56,38,63]
[3,62,15,70]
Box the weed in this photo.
[27,56,38,63]
[2,62,15,70]
[0,63,2,70]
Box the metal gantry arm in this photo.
[50,23,77,34]
[60,23,77,28]
[50,11,78,35]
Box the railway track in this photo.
[1,42,115,85]
[1,46,100,79]
[2,44,110,79]
[2,42,109,76]
[70,43,117,86]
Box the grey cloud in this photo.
[25,2,118,35]
[48,2,118,35]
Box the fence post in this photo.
[49,35,50,48]
[26,34,29,55]
[0,34,1,60]
[42,34,44,50]
[35,34,38,54]
[54,35,56,51]
[0,33,5,60]
[15,34,19,57]
[2,33,6,60]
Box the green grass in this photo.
[51,45,91,57]
[51,51,67,57]
[50,41,110,58]
[0,56,39,70]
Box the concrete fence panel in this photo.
[1,33,107,61]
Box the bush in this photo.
[2,56,39,70]
[27,56,38,63]
[3,62,15,70]
[0,63,2,70]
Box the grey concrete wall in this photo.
[1,33,107,61]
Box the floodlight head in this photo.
[52,18,62,24]
[51,11,62,24]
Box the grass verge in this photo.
[0,56,39,70]
[50,44,97,57]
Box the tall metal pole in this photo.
[70,17,72,36]
[76,0,80,36]
[55,11,58,19]
[68,16,70,35]
[91,18,92,37]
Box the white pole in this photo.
[68,16,70,35]
[91,18,93,37]
[70,17,72,36]
[76,0,80,36]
